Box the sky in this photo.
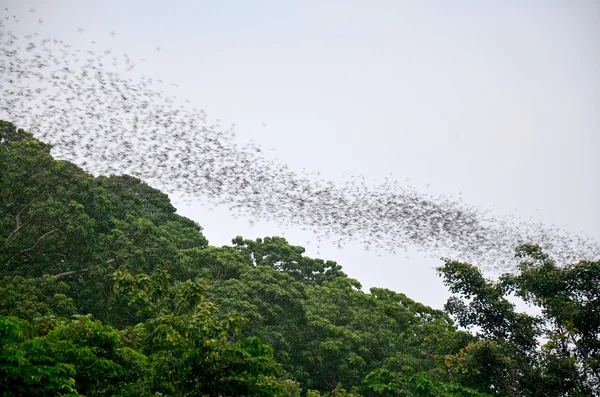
[2,0,599,310]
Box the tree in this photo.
[231,236,346,284]
[1,121,115,280]
[8,119,596,396]
[213,265,308,375]
[112,268,288,396]
[505,244,600,394]
[173,245,247,282]
[0,314,149,396]
[364,368,491,397]
[0,275,76,321]
[438,245,600,396]
[0,315,79,397]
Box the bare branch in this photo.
[19,228,61,256]
[4,202,33,246]
[54,268,89,279]
[5,229,62,268]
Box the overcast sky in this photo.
[3,0,599,310]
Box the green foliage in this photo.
[438,259,540,351]
[3,120,598,396]
[364,368,491,396]
[231,236,347,284]
[438,245,600,396]
[174,245,247,282]
[507,245,600,394]
[213,265,308,370]
[96,174,177,227]
[112,268,286,396]
[0,314,148,396]
[306,383,361,397]
[0,275,77,321]
[0,315,79,396]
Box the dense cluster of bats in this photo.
[1,8,598,271]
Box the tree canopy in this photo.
[1,120,598,396]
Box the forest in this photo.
[1,119,599,396]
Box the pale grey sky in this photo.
[3,0,599,309]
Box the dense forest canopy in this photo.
[1,120,599,396]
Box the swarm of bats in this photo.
[1,8,598,271]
